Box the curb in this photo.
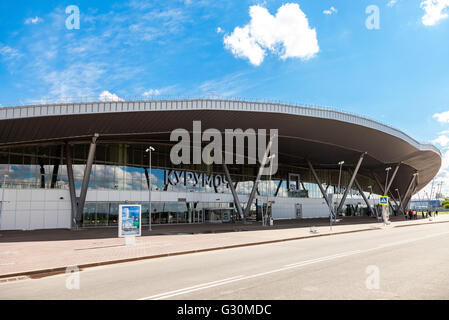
[1,219,449,281]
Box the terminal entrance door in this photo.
[295,204,302,219]
[193,208,204,224]
[204,208,233,223]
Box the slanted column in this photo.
[223,164,244,221]
[274,180,283,197]
[351,171,376,217]
[243,134,276,221]
[65,143,78,229]
[373,172,396,213]
[400,173,418,212]
[77,134,99,226]
[384,163,401,196]
[307,160,335,220]
[337,153,366,214]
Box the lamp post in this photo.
[263,154,276,227]
[337,161,344,195]
[146,146,155,231]
[336,161,344,222]
[384,167,392,195]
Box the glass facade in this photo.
[81,201,235,227]
[0,143,380,225]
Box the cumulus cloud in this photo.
[433,110,449,123]
[216,27,224,34]
[142,89,161,97]
[433,135,449,147]
[99,91,124,102]
[223,3,319,66]
[323,7,338,15]
[420,0,449,26]
[25,16,43,25]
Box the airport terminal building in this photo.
[0,99,442,230]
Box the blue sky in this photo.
[1,0,449,194]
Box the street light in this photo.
[264,154,276,227]
[384,167,392,195]
[146,146,155,231]
[337,161,345,195]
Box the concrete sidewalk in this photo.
[0,215,448,280]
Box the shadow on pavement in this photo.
[0,216,406,243]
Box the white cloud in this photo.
[25,16,43,25]
[323,6,338,15]
[420,0,449,26]
[387,0,398,7]
[99,91,124,102]
[0,45,22,61]
[433,110,449,123]
[433,135,449,147]
[224,3,319,66]
[216,27,224,34]
[142,89,161,96]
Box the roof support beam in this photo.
[274,179,283,197]
[385,163,401,196]
[400,173,418,212]
[351,169,376,217]
[65,143,78,229]
[307,159,335,220]
[77,134,99,225]
[223,164,244,221]
[144,168,150,189]
[337,153,366,214]
[372,172,397,214]
[243,135,276,222]
[50,145,62,189]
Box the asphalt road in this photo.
[1,223,449,300]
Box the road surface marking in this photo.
[139,229,449,300]
[138,276,245,300]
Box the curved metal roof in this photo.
[0,99,442,197]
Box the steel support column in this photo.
[243,136,276,220]
[372,172,396,213]
[274,180,283,197]
[65,143,78,229]
[351,170,375,217]
[400,173,418,212]
[144,168,150,189]
[385,163,401,196]
[77,134,99,225]
[336,153,366,214]
[223,164,244,221]
[51,146,62,189]
[307,160,335,219]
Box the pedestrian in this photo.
[409,210,413,220]
[436,210,438,217]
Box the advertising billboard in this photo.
[119,204,142,237]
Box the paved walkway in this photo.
[0,215,448,279]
